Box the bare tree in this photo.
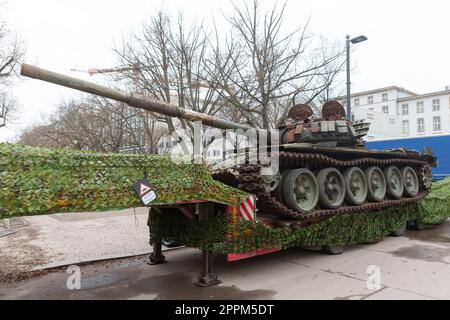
[19,123,64,148]
[0,8,24,128]
[19,97,167,153]
[204,0,346,129]
[114,11,229,139]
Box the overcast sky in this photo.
[1,0,449,142]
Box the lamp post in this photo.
[346,34,368,120]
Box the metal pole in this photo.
[346,35,351,121]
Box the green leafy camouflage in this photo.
[148,179,450,254]
[0,143,247,218]
[419,178,450,224]
[1,143,449,254]
[148,205,419,253]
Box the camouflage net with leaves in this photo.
[149,179,450,254]
[1,143,448,254]
[0,143,247,218]
[419,177,450,224]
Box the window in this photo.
[402,120,409,134]
[417,118,425,133]
[382,106,389,114]
[213,150,221,157]
[433,116,441,131]
[354,98,360,107]
[382,93,388,102]
[402,104,409,115]
[368,96,373,104]
[432,99,440,111]
[416,102,424,113]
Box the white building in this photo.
[338,86,450,141]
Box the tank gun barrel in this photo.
[20,64,251,131]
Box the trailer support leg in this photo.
[195,250,220,287]
[147,207,167,265]
[148,240,167,265]
[195,203,221,287]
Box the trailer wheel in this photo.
[390,223,407,237]
[322,245,344,255]
[413,219,426,231]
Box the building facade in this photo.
[338,86,450,141]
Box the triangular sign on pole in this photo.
[140,183,151,196]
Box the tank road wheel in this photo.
[402,167,419,197]
[322,245,344,255]
[262,171,282,192]
[344,167,368,205]
[384,166,404,199]
[365,167,386,202]
[274,171,289,202]
[283,169,319,213]
[420,165,433,190]
[317,168,346,209]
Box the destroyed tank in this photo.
[20,64,436,225]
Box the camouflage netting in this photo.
[0,143,247,218]
[148,205,416,253]
[1,143,449,254]
[149,178,450,253]
[419,177,450,224]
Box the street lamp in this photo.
[346,34,368,120]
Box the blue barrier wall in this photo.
[366,134,450,181]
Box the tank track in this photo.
[232,151,431,226]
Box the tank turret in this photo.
[278,101,370,148]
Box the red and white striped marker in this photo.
[238,196,256,221]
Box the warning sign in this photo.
[140,183,151,197]
[133,178,157,205]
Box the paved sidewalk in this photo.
[2,221,450,299]
[0,208,153,280]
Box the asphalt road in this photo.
[1,221,450,300]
